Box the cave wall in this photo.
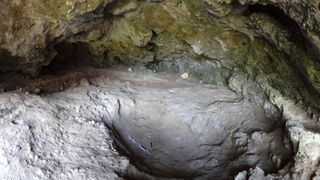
[0,0,114,73]
[0,0,319,100]
[1,0,320,176]
[238,0,320,51]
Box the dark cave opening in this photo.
[40,41,101,75]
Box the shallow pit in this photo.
[0,64,295,179]
[94,67,293,179]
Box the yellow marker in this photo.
[181,72,189,79]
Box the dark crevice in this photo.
[42,0,140,75]
[41,41,124,75]
[244,4,320,59]
[243,4,320,112]
[145,30,159,52]
[40,42,94,74]
[103,0,138,17]
[244,5,305,46]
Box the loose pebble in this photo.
[181,72,189,79]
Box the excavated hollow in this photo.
[0,67,293,179]
[98,68,292,179]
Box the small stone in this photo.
[11,119,24,125]
[235,171,247,180]
[33,88,41,94]
[79,78,90,87]
[181,72,189,79]
[128,67,133,72]
[249,167,265,180]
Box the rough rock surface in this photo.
[0,0,319,108]
[0,0,130,73]
[237,0,320,51]
[1,0,320,179]
[1,0,319,89]
[109,71,291,179]
[1,0,319,112]
[0,68,292,179]
[0,72,130,180]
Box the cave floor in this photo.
[0,66,300,179]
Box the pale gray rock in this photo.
[0,69,293,179]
